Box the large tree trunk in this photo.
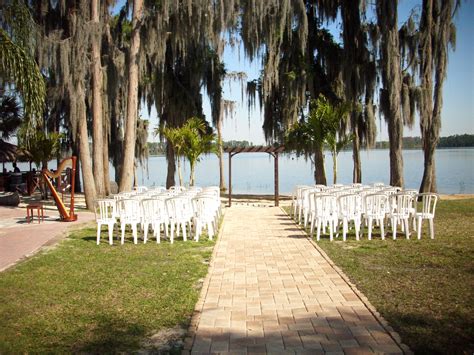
[103,127,110,195]
[352,124,362,183]
[166,143,176,188]
[332,150,338,185]
[77,82,97,209]
[313,146,327,185]
[217,116,226,191]
[420,146,436,193]
[419,0,452,193]
[119,0,143,192]
[91,0,105,196]
[377,0,404,187]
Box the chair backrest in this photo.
[165,196,192,220]
[94,199,116,221]
[308,191,322,214]
[337,194,362,218]
[313,194,337,217]
[192,196,216,218]
[141,198,166,221]
[417,193,438,216]
[301,187,317,208]
[363,193,388,217]
[390,193,413,217]
[117,198,141,221]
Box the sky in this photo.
[138,1,474,144]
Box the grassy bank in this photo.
[0,226,215,353]
[287,199,474,353]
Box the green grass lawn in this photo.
[0,226,215,353]
[286,198,474,354]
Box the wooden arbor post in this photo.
[225,146,284,207]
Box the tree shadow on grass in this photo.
[383,309,474,354]
[73,313,147,353]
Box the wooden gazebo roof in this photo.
[224,145,285,154]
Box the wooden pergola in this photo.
[224,145,285,207]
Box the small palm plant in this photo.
[286,94,351,185]
[181,117,217,186]
[158,117,216,186]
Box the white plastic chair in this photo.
[94,199,117,245]
[141,198,168,243]
[165,196,193,243]
[192,196,217,241]
[414,193,439,239]
[363,194,388,240]
[387,193,413,240]
[310,194,338,241]
[403,189,419,229]
[117,198,141,244]
[337,194,362,241]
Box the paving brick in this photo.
[189,206,405,354]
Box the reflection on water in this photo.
[6,148,473,194]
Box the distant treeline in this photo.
[374,134,474,149]
[148,135,472,155]
[148,140,255,155]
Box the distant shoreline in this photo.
[148,146,473,157]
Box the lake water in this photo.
[135,148,474,194]
[6,148,473,194]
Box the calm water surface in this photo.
[135,148,474,194]
[7,148,473,194]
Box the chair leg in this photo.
[392,218,397,240]
[417,217,422,240]
[96,223,101,245]
[380,218,385,240]
[121,223,126,244]
[329,220,334,241]
[182,222,187,241]
[208,221,215,240]
[343,219,348,241]
[310,215,315,235]
[404,218,410,239]
[355,219,360,241]
[108,223,114,245]
[170,223,174,244]
[132,224,138,244]
[156,222,161,244]
[368,217,373,240]
[316,219,322,241]
[429,218,434,239]
[194,220,200,242]
[143,222,149,244]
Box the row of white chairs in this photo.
[94,186,221,245]
[291,183,438,241]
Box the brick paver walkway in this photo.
[187,206,405,354]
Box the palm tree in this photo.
[0,1,45,133]
[181,117,217,186]
[326,132,353,185]
[286,95,351,185]
[0,94,22,139]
